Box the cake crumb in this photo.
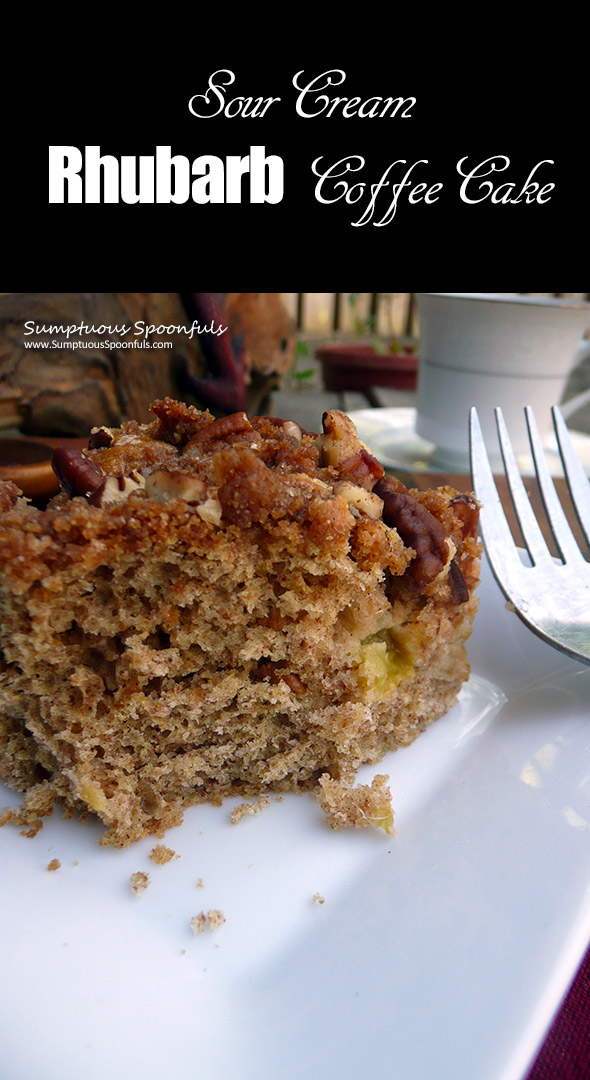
[190,909,226,934]
[230,796,270,825]
[21,822,43,839]
[150,844,177,864]
[6,784,55,840]
[0,808,13,827]
[312,892,325,905]
[130,870,150,895]
[196,878,204,889]
[47,858,61,871]
[316,773,395,835]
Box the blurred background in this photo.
[279,292,590,432]
[1,291,589,501]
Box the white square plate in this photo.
[1,557,590,1080]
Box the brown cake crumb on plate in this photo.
[130,870,150,895]
[230,796,270,825]
[316,773,396,835]
[191,909,226,933]
[149,844,178,864]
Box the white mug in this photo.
[415,293,590,463]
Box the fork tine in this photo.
[469,408,524,581]
[524,406,585,565]
[552,405,590,551]
[495,408,552,566]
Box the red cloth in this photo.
[526,945,590,1079]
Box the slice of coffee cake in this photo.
[0,401,480,846]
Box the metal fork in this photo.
[470,406,590,666]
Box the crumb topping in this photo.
[0,400,479,595]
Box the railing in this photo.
[282,293,590,337]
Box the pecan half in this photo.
[184,411,252,454]
[52,448,105,498]
[374,476,449,585]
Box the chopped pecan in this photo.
[318,410,384,489]
[88,426,114,449]
[195,497,222,525]
[251,416,317,438]
[88,471,145,507]
[253,660,305,692]
[282,421,303,441]
[448,558,470,604]
[283,671,306,693]
[51,448,105,498]
[334,482,383,519]
[337,449,384,490]
[374,476,449,585]
[450,493,480,540]
[319,410,359,466]
[145,471,207,504]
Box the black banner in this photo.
[5,27,587,288]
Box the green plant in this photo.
[287,338,317,390]
[347,293,404,353]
